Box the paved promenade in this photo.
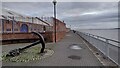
[2,31,103,66]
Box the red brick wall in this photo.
[56,31,66,42]
[1,18,67,44]
[2,31,54,42]
[2,19,46,33]
[2,31,66,43]
[2,33,36,40]
[52,18,67,42]
[3,20,13,33]
[52,31,66,42]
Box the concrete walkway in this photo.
[2,31,103,66]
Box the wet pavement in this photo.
[2,31,103,66]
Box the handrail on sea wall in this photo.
[78,32,120,47]
[76,31,120,65]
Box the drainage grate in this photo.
[68,55,81,60]
[69,44,82,50]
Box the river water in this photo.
[76,29,119,46]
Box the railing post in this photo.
[106,39,109,59]
[88,34,90,42]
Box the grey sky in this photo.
[2,2,118,29]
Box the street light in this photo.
[52,0,57,43]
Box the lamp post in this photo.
[52,0,57,43]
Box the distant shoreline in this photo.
[78,28,120,30]
[114,28,120,29]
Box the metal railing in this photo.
[76,31,120,65]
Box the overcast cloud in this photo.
[2,2,118,29]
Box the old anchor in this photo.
[6,32,45,57]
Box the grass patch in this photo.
[2,46,54,62]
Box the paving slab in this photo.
[2,31,103,66]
